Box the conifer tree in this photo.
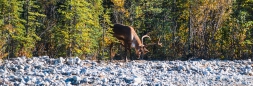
[55,0,103,58]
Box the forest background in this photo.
[0,0,253,60]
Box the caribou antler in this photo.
[144,36,162,47]
[141,35,151,45]
[157,36,162,47]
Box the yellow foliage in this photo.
[104,28,118,46]
[1,24,15,33]
[111,0,125,8]
[111,0,127,13]
[0,38,8,59]
[124,11,130,17]
[104,36,113,45]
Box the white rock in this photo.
[19,82,26,86]
[99,72,106,77]
[91,61,97,66]
[52,59,59,65]
[42,56,49,59]
[248,72,253,76]
[83,77,89,83]
[73,76,81,81]
[16,65,25,72]
[58,57,65,64]
[0,69,6,74]
[206,66,212,72]
[133,77,142,85]
[67,58,75,65]
[17,57,25,64]
[71,70,79,75]
[215,76,222,81]
[124,77,133,83]
[56,75,63,80]
[75,57,81,65]
[202,70,210,75]
[102,78,108,83]
[80,67,87,74]
[26,80,33,85]
[32,57,39,62]
[246,65,252,69]
[245,69,252,75]
[26,59,33,64]
[152,78,159,82]
[178,65,186,71]
[1,58,253,85]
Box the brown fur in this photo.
[110,24,149,62]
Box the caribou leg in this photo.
[124,42,128,62]
[128,43,132,61]
[109,43,114,62]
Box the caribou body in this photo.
[110,24,150,62]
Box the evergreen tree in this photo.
[55,0,103,58]
[19,0,45,57]
[0,0,28,58]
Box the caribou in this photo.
[110,24,161,62]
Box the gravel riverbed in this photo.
[0,56,253,85]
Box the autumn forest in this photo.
[0,0,253,60]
